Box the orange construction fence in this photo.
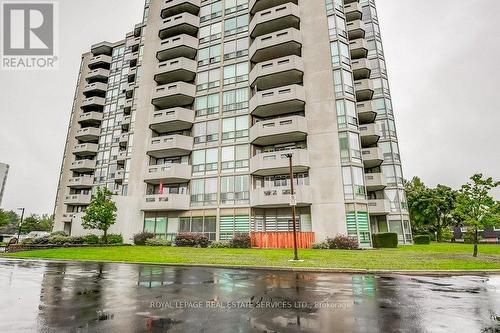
[250,232,315,249]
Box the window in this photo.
[192,148,218,175]
[221,145,249,172]
[256,173,309,189]
[330,41,350,66]
[327,14,346,38]
[373,98,393,119]
[342,167,365,200]
[198,44,221,66]
[220,215,250,240]
[224,0,248,14]
[179,216,217,240]
[191,178,218,206]
[193,120,219,144]
[144,214,168,239]
[223,38,248,60]
[333,69,354,97]
[222,116,249,141]
[336,99,358,129]
[223,88,249,112]
[199,22,222,43]
[224,14,249,36]
[195,93,219,117]
[197,68,220,91]
[200,1,222,22]
[339,132,362,163]
[223,62,248,85]
[221,175,250,204]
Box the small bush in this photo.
[103,234,123,244]
[463,229,482,244]
[209,241,232,248]
[68,236,86,245]
[50,231,68,237]
[31,236,50,245]
[21,238,34,245]
[326,235,358,250]
[230,233,251,248]
[145,238,172,246]
[372,233,398,248]
[312,241,329,249]
[134,232,155,245]
[48,235,71,245]
[83,234,100,245]
[175,233,209,248]
[414,235,431,245]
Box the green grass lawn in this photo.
[4,243,500,270]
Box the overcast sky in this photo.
[0,0,499,215]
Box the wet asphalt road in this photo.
[0,259,498,333]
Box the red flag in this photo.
[158,182,164,195]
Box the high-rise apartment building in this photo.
[0,163,8,207]
[54,0,412,245]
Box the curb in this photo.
[2,257,500,276]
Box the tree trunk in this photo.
[473,229,478,257]
[103,229,108,244]
[436,217,442,242]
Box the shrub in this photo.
[134,232,155,245]
[312,241,329,249]
[68,236,86,245]
[372,233,398,248]
[50,231,68,237]
[413,235,431,245]
[21,238,34,245]
[145,238,172,246]
[103,234,123,244]
[83,234,100,245]
[326,235,358,250]
[175,233,209,248]
[209,241,232,248]
[463,229,482,244]
[48,235,71,245]
[31,236,50,245]
[230,233,251,248]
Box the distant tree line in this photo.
[0,210,54,235]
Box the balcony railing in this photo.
[250,115,308,146]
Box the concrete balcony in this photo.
[129,51,139,68]
[86,68,109,83]
[160,0,201,18]
[159,12,199,39]
[124,99,133,114]
[359,123,382,147]
[356,101,377,124]
[250,3,300,38]
[154,57,197,85]
[250,84,305,117]
[128,67,137,82]
[142,194,190,211]
[125,82,135,99]
[147,134,194,159]
[365,173,387,192]
[91,41,113,56]
[152,82,196,109]
[354,79,374,101]
[250,0,298,15]
[114,170,124,183]
[119,133,129,147]
[250,149,309,176]
[88,54,112,70]
[117,151,128,164]
[73,143,98,157]
[122,115,131,130]
[126,36,141,53]
[347,20,365,40]
[368,199,391,215]
[83,82,107,98]
[156,34,198,61]
[80,97,105,111]
[249,28,302,63]
[144,163,192,184]
[150,107,195,133]
[65,194,92,206]
[351,58,371,80]
[77,112,103,126]
[344,2,362,21]
[250,55,303,90]
[361,147,383,168]
[250,185,312,208]
[61,213,76,223]
[68,176,94,189]
[70,159,96,172]
[349,38,368,59]
[75,127,100,142]
[250,115,308,146]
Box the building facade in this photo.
[0,163,8,207]
[53,0,412,245]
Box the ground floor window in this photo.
[251,208,311,232]
[144,213,169,239]
[346,208,371,246]
[179,216,216,240]
[219,215,250,240]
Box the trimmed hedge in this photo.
[231,233,251,248]
[326,235,359,250]
[209,241,232,248]
[145,238,172,246]
[133,232,155,245]
[175,233,209,248]
[372,233,398,248]
[414,235,431,245]
[102,234,123,244]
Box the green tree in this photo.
[0,209,10,227]
[82,187,117,244]
[18,214,54,233]
[454,174,500,257]
[0,210,19,234]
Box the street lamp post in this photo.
[285,153,299,261]
[17,208,25,241]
